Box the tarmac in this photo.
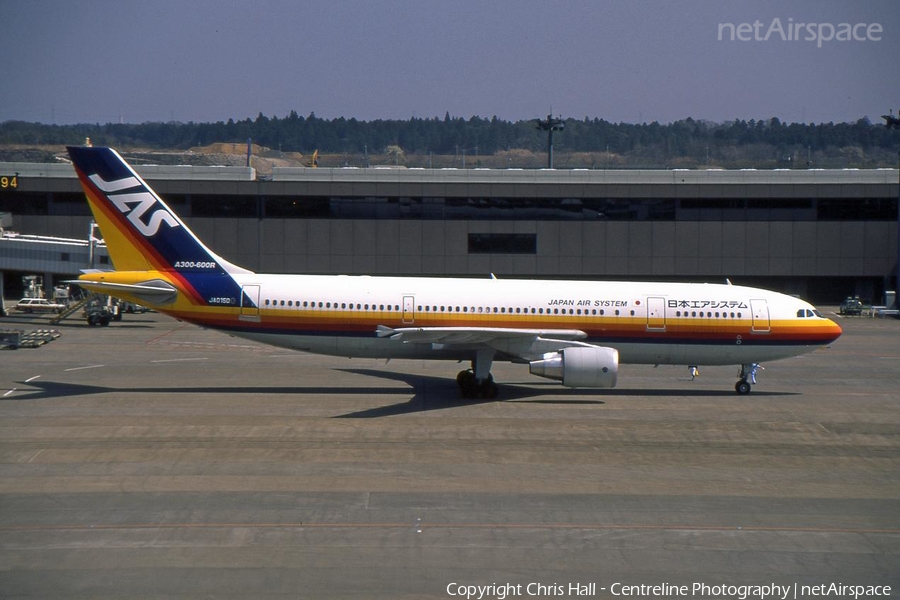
[1,309,898,599]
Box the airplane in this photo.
[65,145,842,398]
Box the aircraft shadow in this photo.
[332,368,798,418]
[8,371,798,418]
[5,379,412,401]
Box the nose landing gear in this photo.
[735,363,763,395]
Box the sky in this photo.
[2,0,899,126]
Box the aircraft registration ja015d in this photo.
[66,146,842,398]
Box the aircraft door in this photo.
[240,285,260,321]
[750,299,770,333]
[646,297,666,331]
[402,295,415,324]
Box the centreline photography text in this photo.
[445,581,893,599]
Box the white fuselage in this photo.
[213,274,838,367]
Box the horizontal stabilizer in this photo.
[66,278,178,304]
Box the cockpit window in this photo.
[813,310,823,318]
[797,309,806,318]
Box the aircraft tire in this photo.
[457,370,478,399]
[735,380,751,395]
[478,378,499,399]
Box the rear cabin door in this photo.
[750,299,770,333]
[402,295,415,324]
[240,285,261,321]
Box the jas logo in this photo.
[89,173,179,237]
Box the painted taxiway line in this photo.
[150,357,209,364]
[0,521,897,535]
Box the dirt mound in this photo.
[188,143,306,174]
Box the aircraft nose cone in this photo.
[826,317,843,342]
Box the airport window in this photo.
[817,198,897,221]
[0,191,49,215]
[49,192,93,216]
[265,196,330,218]
[468,233,537,254]
[191,194,256,218]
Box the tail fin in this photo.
[66,146,251,276]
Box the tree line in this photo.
[1,112,897,167]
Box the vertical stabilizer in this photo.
[66,146,252,276]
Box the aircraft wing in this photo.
[376,325,595,360]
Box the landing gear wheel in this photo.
[456,370,498,399]
[478,375,499,399]
[457,369,478,399]
[735,380,751,395]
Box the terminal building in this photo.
[1,159,897,304]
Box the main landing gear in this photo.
[456,370,499,399]
[735,363,763,395]
[456,348,499,399]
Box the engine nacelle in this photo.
[529,346,619,388]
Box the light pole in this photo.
[535,114,565,169]
[882,109,899,307]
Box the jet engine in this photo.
[529,346,619,388]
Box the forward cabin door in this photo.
[646,297,666,331]
[750,299,770,333]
